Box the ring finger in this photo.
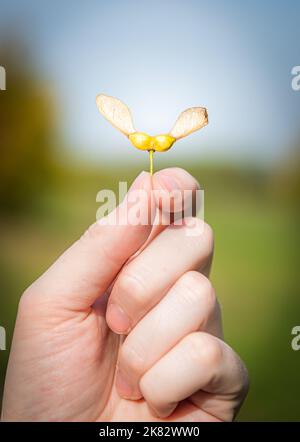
[116,271,222,399]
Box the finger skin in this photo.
[152,167,200,215]
[22,168,200,312]
[21,171,153,311]
[106,219,214,334]
[116,271,222,399]
[127,167,201,259]
[139,332,249,421]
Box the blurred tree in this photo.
[0,38,56,213]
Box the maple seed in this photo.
[96,94,208,175]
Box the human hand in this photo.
[1,168,248,422]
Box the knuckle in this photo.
[241,364,250,395]
[184,219,214,257]
[82,221,105,241]
[18,292,30,314]
[179,272,217,314]
[116,271,147,309]
[17,284,44,317]
[233,354,250,396]
[120,342,145,377]
[140,375,176,418]
[19,285,38,309]
[202,337,223,368]
[186,332,223,368]
[140,375,160,404]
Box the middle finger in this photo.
[106,218,214,334]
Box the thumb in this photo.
[24,171,153,311]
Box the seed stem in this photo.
[149,150,154,175]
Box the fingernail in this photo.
[107,303,131,334]
[115,369,133,398]
[156,173,181,192]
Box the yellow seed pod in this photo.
[153,134,176,152]
[129,133,176,152]
[129,132,153,151]
[96,94,208,175]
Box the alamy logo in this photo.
[291,66,300,91]
[0,326,6,351]
[291,326,300,351]
[0,66,6,90]
[96,182,205,237]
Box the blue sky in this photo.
[1,0,300,165]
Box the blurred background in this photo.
[0,0,299,421]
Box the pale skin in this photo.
[1,168,249,422]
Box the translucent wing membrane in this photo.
[169,107,208,140]
[96,94,136,136]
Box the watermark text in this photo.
[0,66,6,90]
[291,66,300,91]
[96,182,205,236]
[291,326,300,351]
[0,326,6,351]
